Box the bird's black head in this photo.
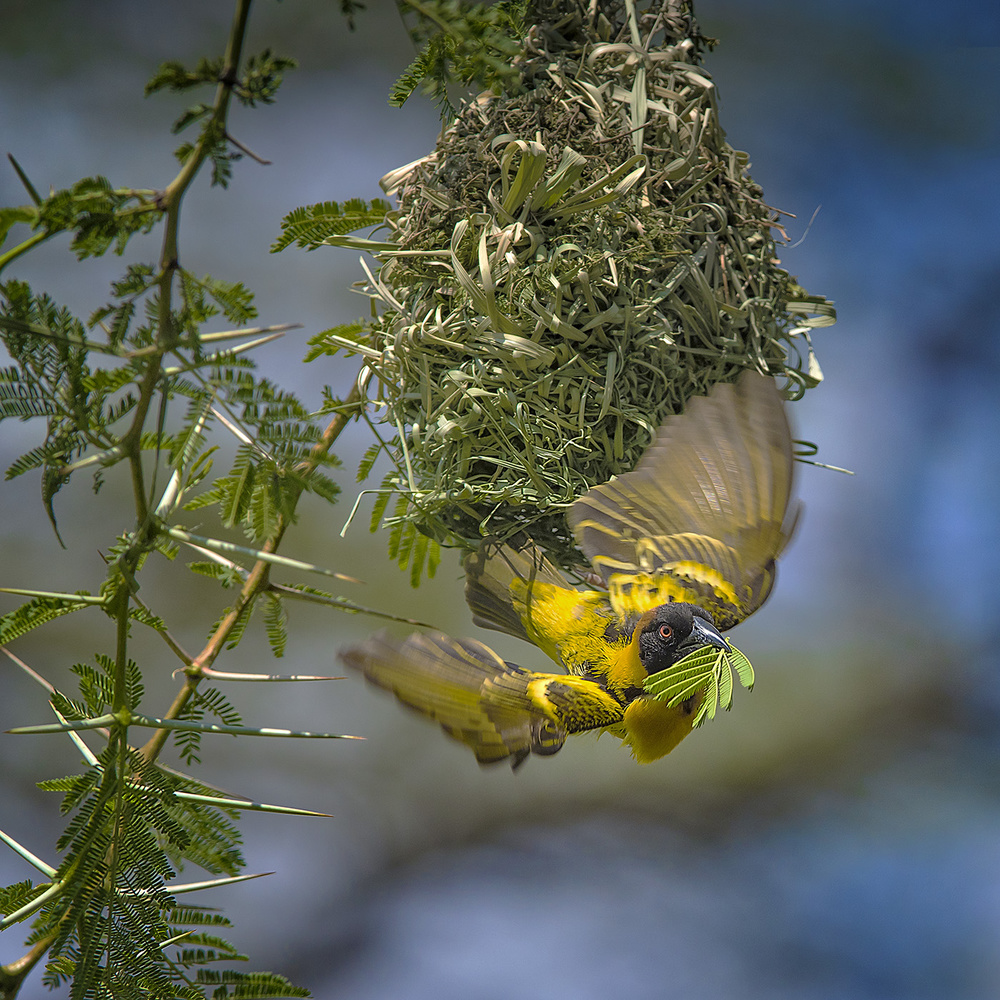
[636,603,731,675]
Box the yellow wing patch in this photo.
[464,540,625,674]
[606,563,745,627]
[508,578,622,673]
[527,674,624,734]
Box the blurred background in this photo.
[2,1,999,997]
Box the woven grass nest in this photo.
[341,0,834,571]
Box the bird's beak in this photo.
[689,616,731,653]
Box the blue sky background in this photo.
[2,2,1000,997]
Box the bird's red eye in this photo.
[658,624,673,640]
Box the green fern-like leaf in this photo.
[220,447,257,529]
[37,773,95,798]
[382,493,441,587]
[5,442,52,479]
[409,532,429,589]
[728,645,756,691]
[271,198,391,253]
[221,602,253,651]
[184,487,224,512]
[20,175,163,260]
[70,659,115,715]
[166,907,234,930]
[356,442,382,484]
[195,686,243,728]
[194,968,311,998]
[644,644,756,729]
[129,605,168,632]
[0,377,57,419]
[369,485,393,532]
[167,396,216,470]
[383,494,440,587]
[145,56,225,97]
[234,49,298,108]
[0,595,93,645]
[425,534,442,578]
[304,321,367,362]
[187,561,247,588]
[386,502,408,566]
[301,468,340,505]
[171,684,247,769]
[247,469,282,541]
[174,726,204,768]
[391,0,526,115]
[0,880,43,917]
[389,42,438,108]
[201,275,258,325]
[263,593,288,658]
[49,688,92,726]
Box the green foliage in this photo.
[145,57,227,97]
[238,49,299,107]
[0,881,43,916]
[304,322,368,363]
[27,741,263,998]
[356,442,382,483]
[147,49,297,189]
[645,644,756,728]
[263,593,289,658]
[0,205,36,245]
[0,281,112,526]
[384,493,441,587]
[392,0,527,115]
[173,687,244,767]
[0,2,376,996]
[66,653,146,718]
[0,595,94,645]
[182,372,342,542]
[1,254,339,546]
[0,175,162,265]
[193,970,310,999]
[271,199,393,253]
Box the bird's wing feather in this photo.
[568,371,799,629]
[463,540,622,671]
[340,630,623,768]
[463,540,573,644]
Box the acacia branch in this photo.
[122,0,254,526]
[138,382,363,762]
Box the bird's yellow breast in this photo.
[616,693,702,763]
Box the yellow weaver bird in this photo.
[341,370,799,768]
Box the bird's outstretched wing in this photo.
[568,371,799,630]
[340,630,624,768]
